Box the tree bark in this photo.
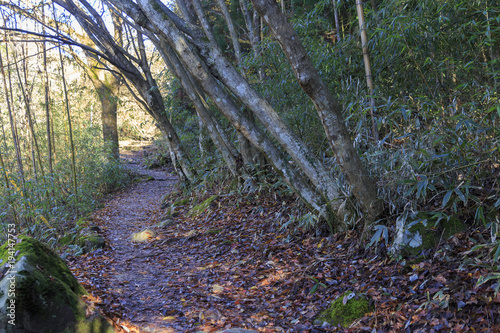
[0,42,25,185]
[154,37,242,177]
[212,0,263,167]
[250,0,382,220]
[42,3,53,174]
[112,0,342,223]
[54,0,195,182]
[332,0,341,43]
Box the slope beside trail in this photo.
[67,142,500,333]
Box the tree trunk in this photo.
[0,44,25,184]
[53,0,78,215]
[213,0,263,167]
[118,0,342,222]
[356,0,379,141]
[54,0,195,183]
[250,0,382,220]
[69,49,120,159]
[154,38,242,178]
[96,73,120,159]
[332,0,341,43]
[42,3,53,174]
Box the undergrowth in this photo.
[0,139,134,247]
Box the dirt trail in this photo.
[71,142,183,332]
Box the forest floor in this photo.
[67,143,500,333]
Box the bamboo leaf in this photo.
[442,190,453,208]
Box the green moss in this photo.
[173,198,190,207]
[16,262,85,323]
[187,195,218,217]
[0,237,114,332]
[315,291,373,328]
[0,237,86,327]
[78,235,105,253]
[0,236,85,296]
[207,228,222,234]
[59,234,76,246]
[74,314,115,333]
[441,216,467,239]
[402,218,437,257]
[401,213,467,257]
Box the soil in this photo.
[69,142,183,332]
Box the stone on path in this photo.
[131,229,156,242]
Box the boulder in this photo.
[0,236,114,333]
[78,227,105,254]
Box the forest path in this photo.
[68,141,319,333]
[69,141,184,332]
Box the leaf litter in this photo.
[66,149,500,332]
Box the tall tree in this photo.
[250,0,382,221]
[41,3,53,174]
[110,0,351,226]
[53,0,195,182]
[52,1,78,214]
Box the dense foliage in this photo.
[0,0,498,249]
[161,0,499,234]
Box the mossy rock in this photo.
[163,197,191,215]
[187,195,218,217]
[397,213,467,257]
[402,218,437,257]
[0,236,114,332]
[78,235,105,254]
[314,291,373,328]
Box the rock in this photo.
[187,195,218,217]
[162,197,190,215]
[78,226,106,254]
[157,219,177,229]
[79,235,106,254]
[392,212,467,256]
[314,291,373,328]
[0,236,114,333]
[211,284,224,294]
[199,308,221,322]
[131,229,156,242]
